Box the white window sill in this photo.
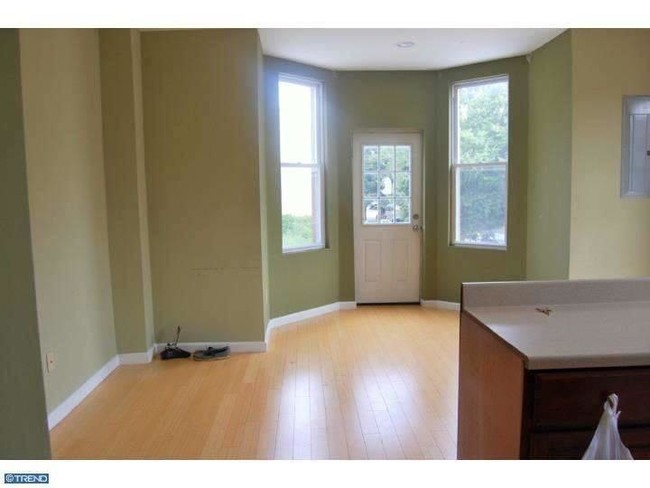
[282,244,326,255]
[451,243,507,251]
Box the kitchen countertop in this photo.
[464,301,650,370]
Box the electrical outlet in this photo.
[46,352,56,373]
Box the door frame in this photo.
[352,129,424,304]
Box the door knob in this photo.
[412,224,421,231]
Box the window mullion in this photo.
[281,162,319,168]
[453,162,508,169]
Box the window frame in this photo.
[278,73,326,254]
[450,74,510,250]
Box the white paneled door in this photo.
[353,132,422,303]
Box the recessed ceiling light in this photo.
[396,41,415,48]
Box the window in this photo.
[278,74,325,252]
[451,75,509,248]
[621,96,650,198]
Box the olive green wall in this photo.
[20,29,118,413]
[99,29,155,354]
[141,29,267,343]
[527,31,572,280]
[335,71,437,301]
[0,28,51,460]
[569,29,650,279]
[434,57,529,301]
[264,57,340,318]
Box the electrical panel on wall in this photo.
[621,96,650,198]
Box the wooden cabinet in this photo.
[458,311,650,459]
[527,428,650,460]
[522,368,650,459]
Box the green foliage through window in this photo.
[458,167,506,244]
[282,215,315,249]
[458,80,508,164]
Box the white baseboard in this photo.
[338,301,358,310]
[48,337,258,430]
[265,301,358,343]
[47,355,119,430]
[266,301,358,334]
[154,341,267,355]
[420,300,461,311]
[118,346,154,365]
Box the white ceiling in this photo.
[258,28,566,71]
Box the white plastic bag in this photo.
[582,393,634,460]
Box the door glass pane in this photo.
[379,198,394,224]
[395,145,411,172]
[456,165,506,246]
[363,199,379,224]
[363,173,378,198]
[379,146,395,171]
[378,172,394,196]
[394,198,410,223]
[363,145,378,171]
[395,173,410,197]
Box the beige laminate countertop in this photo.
[464,301,650,370]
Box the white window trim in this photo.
[279,73,326,254]
[450,74,509,251]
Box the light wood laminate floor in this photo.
[51,305,459,459]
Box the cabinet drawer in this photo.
[530,367,650,430]
[529,428,650,460]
